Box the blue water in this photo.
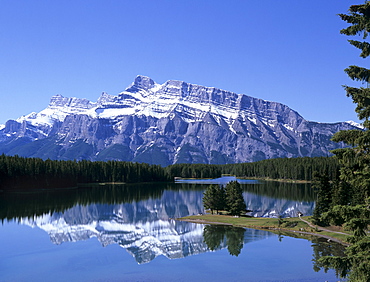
[0,180,345,282]
[0,221,343,282]
[175,176,258,185]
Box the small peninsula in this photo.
[177,214,351,245]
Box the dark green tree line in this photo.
[0,154,171,190]
[0,154,341,191]
[167,156,339,181]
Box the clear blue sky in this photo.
[0,1,366,125]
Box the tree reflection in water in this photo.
[311,237,346,275]
[203,225,246,256]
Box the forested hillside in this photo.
[0,154,170,190]
[166,156,339,180]
[0,154,339,191]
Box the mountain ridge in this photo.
[0,75,360,165]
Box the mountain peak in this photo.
[126,75,157,92]
[49,94,65,106]
[0,76,360,164]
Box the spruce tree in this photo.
[312,172,332,225]
[317,3,370,281]
[331,1,370,205]
[203,184,219,214]
[203,184,226,214]
[225,181,246,216]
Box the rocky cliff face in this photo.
[0,75,360,165]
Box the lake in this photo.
[0,179,345,281]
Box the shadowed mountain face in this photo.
[0,75,359,164]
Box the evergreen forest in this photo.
[0,154,170,190]
[166,156,339,180]
[0,153,339,191]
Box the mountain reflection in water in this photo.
[1,180,318,264]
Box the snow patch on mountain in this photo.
[16,94,97,128]
[345,120,364,129]
[13,75,265,126]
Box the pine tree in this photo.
[317,3,370,281]
[312,172,332,225]
[214,185,226,213]
[203,184,219,214]
[225,181,246,216]
[203,184,226,214]
[331,1,370,205]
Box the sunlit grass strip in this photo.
[178,214,351,244]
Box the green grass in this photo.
[178,214,351,244]
[180,214,304,229]
[318,231,350,242]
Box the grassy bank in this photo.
[177,214,350,245]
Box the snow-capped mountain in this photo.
[0,75,361,164]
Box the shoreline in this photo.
[176,215,350,246]
[238,177,311,183]
[174,176,311,183]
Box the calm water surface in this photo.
[0,178,345,282]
